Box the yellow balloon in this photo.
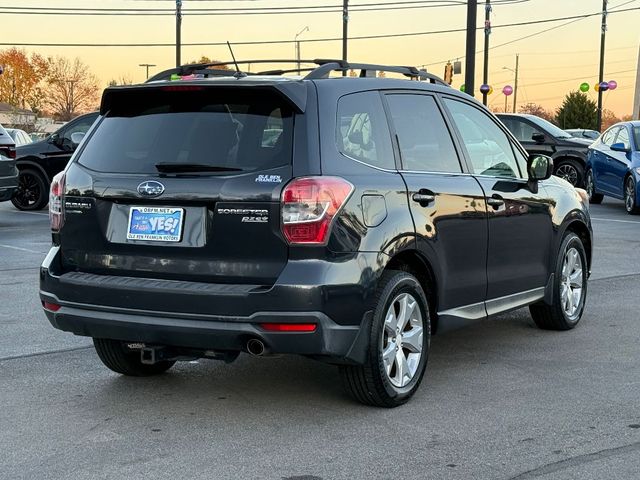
[594,83,600,92]
[488,86,494,95]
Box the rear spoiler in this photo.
[100,81,308,114]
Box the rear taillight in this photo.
[281,176,354,245]
[0,146,15,159]
[49,172,66,232]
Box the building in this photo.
[0,102,37,127]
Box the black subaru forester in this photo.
[40,60,592,407]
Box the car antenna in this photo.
[226,41,245,78]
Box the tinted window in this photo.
[501,117,544,143]
[336,91,394,169]
[525,115,572,139]
[386,94,461,173]
[615,127,630,150]
[444,99,522,178]
[62,114,97,151]
[78,90,293,174]
[601,127,618,146]
[633,127,640,151]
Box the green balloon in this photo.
[579,82,589,92]
[460,84,466,92]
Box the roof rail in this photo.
[146,59,448,86]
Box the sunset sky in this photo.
[1,0,639,116]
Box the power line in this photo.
[1,6,637,48]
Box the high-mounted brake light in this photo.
[281,176,354,245]
[49,172,66,232]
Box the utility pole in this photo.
[597,0,608,131]
[633,44,640,119]
[342,0,349,76]
[464,0,478,97]
[176,0,182,67]
[482,0,491,106]
[66,79,77,119]
[513,54,519,113]
[139,63,156,79]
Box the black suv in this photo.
[13,111,98,210]
[497,113,591,188]
[0,123,18,202]
[40,60,592,407]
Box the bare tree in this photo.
[46,57,99,121]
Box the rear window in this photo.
[78,88,294,174]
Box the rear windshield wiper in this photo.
[155,163,243,173]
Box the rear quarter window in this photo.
[336,91,395,170]
[78,88,293,174]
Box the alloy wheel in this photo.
[560,247,583,320]
[586,172,594,197]
[381,293,424,388]
[14,172,41,209]
[556,164,578,186]
[625,178,635,212]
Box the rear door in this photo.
[597,127,621,195]
[384,92,488,318]
[442,97,553,310]
[61,86,298,285]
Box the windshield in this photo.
[526,116,572,139]
[78,88,293,174]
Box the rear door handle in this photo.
[486,195,504,209]
[412,191,435,205]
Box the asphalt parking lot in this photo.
[1,199,639,480]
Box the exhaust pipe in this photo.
[246,338,266,356]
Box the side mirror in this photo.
[70,132,85,146]
[48,133,59,144]
[610,142,629,153]
[531,133,545,144]
[528,154,553,181]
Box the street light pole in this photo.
[482,0,491,106]
[597,0,608,131]
[139,63,156,80]
[513,53,519,113]
[176,0,182,67]
[464,0,478,97]
[342,0,349,76]
[295,26,309,75]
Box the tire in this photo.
[554,159,584,188]
[93,338,175,376]
[624,176,640,215]
[11,168,49,211]
[585,169,603,204]
[530,233,588,331]
[339,270,431,408]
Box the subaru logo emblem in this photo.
[137,181,165,197]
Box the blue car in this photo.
[586,121,640,214]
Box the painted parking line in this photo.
[0,244,45,254]
[590,217,640,225]
[2,209,48,216]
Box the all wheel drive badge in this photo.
[137,181,165,197]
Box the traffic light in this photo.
[444,62,453,85]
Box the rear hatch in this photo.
[59,84,299,286]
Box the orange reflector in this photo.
[42,301,61,312]
[259,323,317,332]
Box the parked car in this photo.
[0,123,18,202]
[497,113,591,187]
[565,128,600,141]
[6,128,33,146]
[585,121,640,214]
[12,112,99,210]
[40,60,592,407]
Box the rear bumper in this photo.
[40,247,381,363]
[0,172,18,201]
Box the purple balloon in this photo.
[608,80,618,91]
[599,81,609,92]
[0,65,3,76]
[503,85,513,96]
[479,84,491,94]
